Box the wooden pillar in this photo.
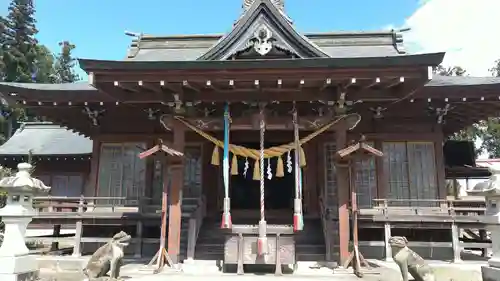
[434,130,447,203]
[336,122,350,265]
[304,141,318,214]
[202,142,218,216]
[167,123,185,264]
[480,229,490,257]
[72,196,85,257]
[87,138,101,197]
[451,222,462,263]
[374,140,386,199]
[134,221,143,258]
[384,222,392,261]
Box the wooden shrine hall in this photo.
[0,0,499,273]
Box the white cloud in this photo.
[404,0,500,76]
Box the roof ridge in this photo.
[198,0,328,60]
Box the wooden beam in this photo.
[335,121,350,265]
[321,78,332,91]
[206,80,219,91]
[167,122,185,264]
[95,67,428,83]
[113,81,137,92]
[88,72,96,87]
[137,81,160,93]
[182,80,199,92]
[367,77,381,89]
[386,77,405,88]
[345,78,357,88]
[160,80,180,93]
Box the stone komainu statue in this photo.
[389,236,436,281]
[83,231,132,281]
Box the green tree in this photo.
[434,65,480,147]
[0,0,56,143]
[0,16,7,81]
[53,41,80,83]
[1,0,39,83]
[33,45,55,83]
[435,65,467,76]
[477,59,500,157]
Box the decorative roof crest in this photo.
[244,0,284,11]
[241,0,292,23]
[252,25,274,55]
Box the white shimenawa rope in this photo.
[257,107,268,255]
[259,112,265,223]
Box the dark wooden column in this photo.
[88,138,101,196]
[374,140,386,199]
[335,122,350,265]
[304,141,318,214]
[434,130,447,200]
[167,123,185,264]
[202,141,219,216]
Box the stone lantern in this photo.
[0,162,50,281]
[468,165,500,281]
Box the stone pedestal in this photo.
[0,163,50,281]
[480,196,500,281]
[482,266,500,281]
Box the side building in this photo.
[0,122,92,236]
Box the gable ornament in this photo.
[243,0,284,11]
[251,25,274,56]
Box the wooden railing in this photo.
[186,195,207,262]
[317,196,490,261]
[27,195,206,256]
[32,196,164,215]
[364,198,486,218]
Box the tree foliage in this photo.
[52,41,80,83]
[0,0,62,143]
[434,65,478,143]
[1,0,39,83]
[478,59,500,158]
[436,61,500,158]
[435,65,467,76]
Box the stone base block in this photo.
[0,254,38,274]
[0,271,38,281]
[0,255,38,281]
[482,266,500,281]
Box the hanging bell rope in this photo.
[292,104,304,232]
[221,103,232,229]
[257,105,268,256]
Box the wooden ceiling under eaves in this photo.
[1,0,500,137]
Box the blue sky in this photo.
[0,0,420,64]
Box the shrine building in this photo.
[0,0,498,271]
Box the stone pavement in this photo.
[38,258,486,281]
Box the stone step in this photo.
[36,256,89,272]
[296,253,327,262]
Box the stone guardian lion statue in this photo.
[83,231,131,281]
[389,236,436,281]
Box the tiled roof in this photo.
[0,122,92,156]
[427,75,500,87]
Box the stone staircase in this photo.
[295,218,327,261]
[193,216,327,262]
[179,196,203,260]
